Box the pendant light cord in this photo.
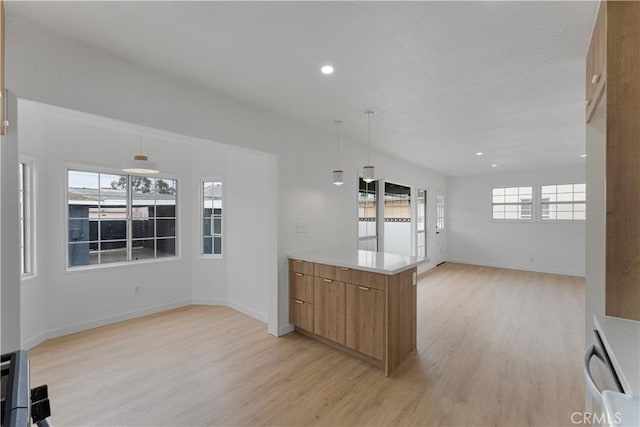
[367,112,372,165]
[336,121,341,168]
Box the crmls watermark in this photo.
[571,411,622,425]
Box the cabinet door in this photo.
[290,298,313,332]
[290,272,314,303]
[346,284,386,361]
[313,278,345,345]
[586,1,607,122]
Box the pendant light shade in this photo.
[123,132,160,174]
[332,170,344,186]
[123,155,160,174]
[362,111,375,183]
[332,120,344,186]
[362,165,375,183]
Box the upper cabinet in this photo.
[586,1,640,321]
[586,1,607,123]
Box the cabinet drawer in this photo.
[290,272,314,303]
[336,266,355,283]
[353,270,387,291]
[290,259,314,275]
[314,263,336,280]
[290,298,314,332]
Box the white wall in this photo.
[584,104,606,345]
[9,17,447,344]
[447,165,586,276]
[18,100,276,346]
[1,92,21,352]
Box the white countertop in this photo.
[594,315,640,395]
[289,248,427,275]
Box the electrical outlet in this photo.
[530,257,535,264]
[133,285,143,295]
[295,223,309,234]
[412,271,417,286]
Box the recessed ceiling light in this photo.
[491,164,498,168]
[476,152,484,156]
[321,65,334,75]
[580,154,587,158]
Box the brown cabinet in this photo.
[346,284,386,361]
[289,256,417,376]
[289,298,313,332]
[313,278,346,345]
[290,259,314,275]
[586,2,640,321]
[290,272,314,303]
[586,1,607,123]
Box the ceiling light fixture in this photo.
[476,152,484,156]
[123,131,160,174]
[491,164,498,168]
[321,65,334,75]
[362,111,375,183]
[580,154,587,158]
[332,120,344,186]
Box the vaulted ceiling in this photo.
[8,1,598,176]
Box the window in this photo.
[541,184,586,220]
[416,189,427,258]
[492,187,533,220]
[358,178,378,251]
[202,181,223,256]
[67,170,177,268]
[384,182,411,256]
[436,193,445,230]
[19,163,34,276]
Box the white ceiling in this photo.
[8,1,598,176]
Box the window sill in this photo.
[489,219,585,224]
[198,255,224,260]
[65,255,182,274]
[20,273,38,282]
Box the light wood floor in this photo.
[30,263,585,427]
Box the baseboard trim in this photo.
[21,332,47,350]
[279,323,294,336]
[191,297,226,306]
[445,258,585,278]
[226,299,267,323]
[45,299,192,341]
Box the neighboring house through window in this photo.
[202,181,223,256]
[67,170,177,268]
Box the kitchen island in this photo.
[288,248,427,376]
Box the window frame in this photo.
[200,177,224,259]
[436,192,445,231]
[19,159,36,278]
[540,183,586,221]
[491,186,534,221]
[415,188,427,258]
[65,167,180,272]
[357,177,380,252]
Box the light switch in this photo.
[296,223,309,234]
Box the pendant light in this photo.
[332,120,344,186]
[123,131,160,174]
[362,110,375,183]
